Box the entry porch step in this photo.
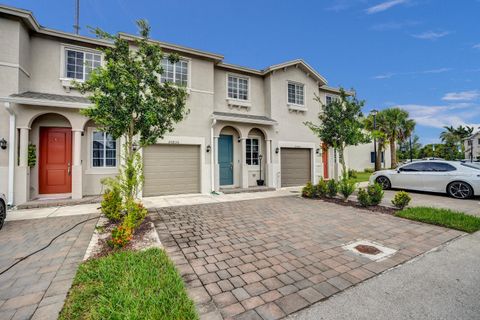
[16,195,101,210]
[220,186,276,194]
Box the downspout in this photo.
[4,102,15,205]
[210,118,216,193]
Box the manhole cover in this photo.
[354,244,381,255]
[342,240,397,261]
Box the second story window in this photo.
[228,75,249,100]
[288,82,304,106]
[65,49,101,81]
[326,96,332,105]
[161,58,188,86]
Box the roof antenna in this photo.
[73,0,80,34]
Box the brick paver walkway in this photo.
[151,196,463,320]
[0,214,97,320]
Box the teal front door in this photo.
[219,135,233,185]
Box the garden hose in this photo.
[0,215,100,276]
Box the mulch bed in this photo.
[92,215,154,259]
[312,196,398,215]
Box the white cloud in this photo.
[473,44,480,50]
[442,90,480,101]
[397,103,480,129]
[412,31,451,40]
[372,68,451,79]
[366,0,408,14]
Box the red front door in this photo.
[39,127,72,194]
[322,143,329,179]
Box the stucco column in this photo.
[213,136,219,191]
[265,139,273,187]
[240,138,249,188]
[71,129,83,199]
[15,127,30,204]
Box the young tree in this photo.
[77,20,188,198]
[397,134,422,161]
[305,88,369,178]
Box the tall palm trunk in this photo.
[390,137,397,168]
[375,140,382,171]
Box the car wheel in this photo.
[375,176,391,190]
[447,181,473,199]
[0,200,5,230]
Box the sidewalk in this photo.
[6,188,300,221]
[289,232,480,320]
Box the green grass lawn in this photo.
[396,207,480,233]
[350,171,372,183]
[59,248,198,320]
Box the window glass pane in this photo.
[92,131,116,168]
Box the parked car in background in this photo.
[0,193,6,229]
[370,160,480,199]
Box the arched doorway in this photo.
[30,113,73,197]
[218,126,241,187]
[246,128,267,186]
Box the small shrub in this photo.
[108,225,133,248]
[368,183,384,205]
[302,182,316,198]
[348,169,358,179]
[316,179,328,198]
[364,168,374,173]
[357,188,370,207]
[101,186,123,222]
[326,179,338,198]
[123,199,148,229]
[338,178,357,201]
[392,191,411,209]
[357,183,384,206]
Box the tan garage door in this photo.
[281,148,311,187]
[143,144,200,197]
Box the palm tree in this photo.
[440,126,457,144]
[381,108,415,168]
[440,125,474,158]
[364,112,388,170]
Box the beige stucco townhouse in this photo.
[0,5,383,206]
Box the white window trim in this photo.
[159,56,192,89]
[59,43,104,84]
[85,127,119,175]
[246,136,261,167]
[226,73,251,102]
[286,81,306,109]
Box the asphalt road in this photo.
[289,232,480,320]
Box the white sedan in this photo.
[369,160,480,199]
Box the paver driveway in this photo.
[151,196,463,320]
[0,214,97,320]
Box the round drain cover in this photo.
[354,244,382,255]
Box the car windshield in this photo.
[461,163,480,170]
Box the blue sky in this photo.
[3,0,479,144]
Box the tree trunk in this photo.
[375,140,382,171]
[390,138,397,168]
[338,147,347,179]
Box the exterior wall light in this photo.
[206,145,211,152]
[132,141,139,151]
[275,147,279,154]
[0,138,7,150]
